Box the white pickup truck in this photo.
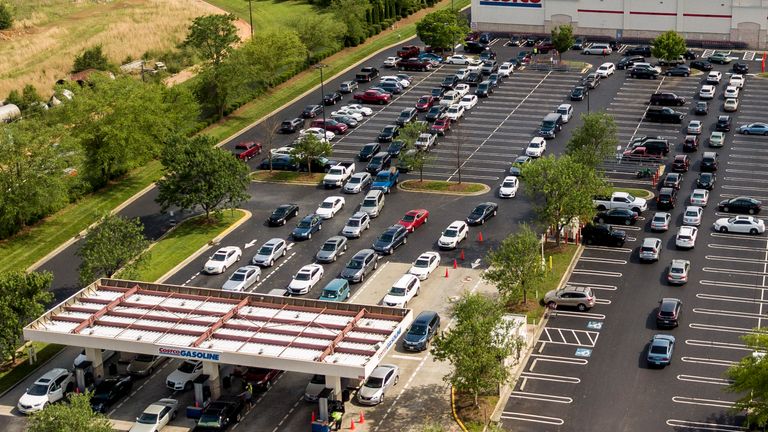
[323,162,356,188]
[415,133,436,151]
[594,192,648,213]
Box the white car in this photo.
[498,62,514,77]
[445,104,465,121]
[724,86,740,99]
[251,238,287,267]
[383,56,400,67]
[459,95,478,110]
[498,176,519,198]
[288,264,325,295]
[687,120,703,135]
[555,104,573,123]
[706,71,722,84]
[440,91,461,107]
[331,109,364,121]
[724,98,739,112]
[342,212,371,238]
[129,399,179,432]
[438,220,469,249]
[466,62,482,72]
[315,196,345,219]
[446,54,473,65]
[690,189,709,206]
[382,274,420,308]
[203,246,242,274]
[714,216,766,235]
[408,251,441,280]
[699,85,716,100]
[729,74,745,88]
[381,75,409,88]
[222,265,261,292]
[415,133,436,151]
[17,368,73,414]
[525,137,547,157]
[595,62,615,77]
[166,360,203,391]
[682,206,704,226]
[455,69,469,80]
[454,83,470,98]
[675,226,698,249]
[299,127,335,142]
[270,146,294,157]
[344,104,374,116]
[356,364,399,406]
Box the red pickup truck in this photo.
[430,118,451,135]
[353,89,391,105]
[397,45,420,58]
[622,146,662,159]
[233,141,262,161]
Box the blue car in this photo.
[647,334,675,368]
[292,214,323,240]
[372,225,408,255]
[318,278,351,302]
[739,122,768,136]
[418,52,443,63]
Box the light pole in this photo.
[315,64,328,139]
[246,0,254,37]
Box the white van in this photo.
[359,190,385,218]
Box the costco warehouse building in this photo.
[471,0,768,49]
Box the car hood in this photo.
[610,230,627,239]
[221,280,245,291]
[203,260,225,271]
[19,393,48,408]
[383,294,406,307]
[316,250,337,260]
[499,186,516,194]
[358,385,383,400]
[252,252,272,263]
[343,225,362,233]
[289,279,313,290]
[167,370,196,384]
[404,332,426,343]
[373,239,394,250]
[129,422,160,432]
[269,214,286,222]
[344,183,362,192]
[439,235,457,245]
[315,208,333,216]
[292,227,310,235]
[341,268,362,279]
[409,266,429,276]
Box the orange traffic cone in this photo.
[460,249,465,260]
[478,232,484,242]
[359,411,365,424]
[453,259,458,269]
[444,268,449,278]
[350,419,356,430]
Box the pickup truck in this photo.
[232,141,262,161]
[355,66,379,83]
[593,192,648,214]
[396,58,432,72]
[397,45,421,58]
[353,89,391,105]
[371,168,399,194]
[622,146,663,159]
[415,133,436,151]
[323,162,356,188]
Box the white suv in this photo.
[18,368,74,414]
[166,360,203,391]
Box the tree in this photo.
[156,135,250,223]
[565,112,619,168]
[416,9,470,50]
[431,292,523,406]
[399,121,428,148]
[27,392,112,432]
[76,215,149,286]
[551,24,575,60]
[522,155,609,245]
[330,0,370,46]
[401,149,434,182]
[182,14,240,67]
[261,115,283,172]
[0,3,13,30]
[239,29,308,87]
[0,271,53,362]
[651,30,687,62]
[483,225,546,304]
[290,15,346,62]
[72,45,111,73]
[289,133,333,176]
[726,329,768,428]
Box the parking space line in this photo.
[390,354,425,361]
[571,269,622,278]
[509,391,573,404]
[681,357,737,367]
[551,311,606,319]
[703,267,768,277]
[693,307,768,320]
[500,412,564,425]
[686,339,751,351]
[271,396,303,432]
[709,232,768,241]
[251,251,296,291]
[529,354,588,371]
[541,328,599,347]
[519,371,580,384]
[708,243,768,252]
[566,282,617,291]
[578,257,628,264]
[700,279,768,291]
[584,246,633,253]
[667,419,747,431]
[697,292,768,306]
[672,396,736,409]
[677,374,733,386]
[689,322,758,335]
[705,255,768,264]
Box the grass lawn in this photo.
[204,0,321,31]
[613,187,654,199]
[0,343,64,395]
[251,170,325,185]
[0,161,164,272]
[131,210,246,282]
[456,392,499,432]
[400,179,487,194]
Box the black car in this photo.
[487,73,501,87]
[581,224,627,247]
[396,108,418,126]
[268,204,299,226]
[716,115,732,132]
[595,208,639,225]
[90,376,133,413]
[697,172,716,190]
[662,173,683,190]
[479,50,497,61]
[259,155,296,171]
[332,115,359,128]
[426,105,448,122]
[718,197,762,214]
[733,62,749,74]
[430,87,446,101]
[280,118,304,133]
[570,86,586,101]
[192,398,246,432]
[476,81,493,97]
[372,225,409,255]
[301,104,323,118]
[465,72,482,86]
[466,202,498,225]
[689,60,713,71]
[683,49,697,60]
[292,214,323,240]
[665,65,690,77]
[358,143,381,161]
[701,152,719,172]
[377,125,400,143]
[441,75,459,89]
[323,92,342,106]
[366,152,392,174]
[387,140,405,157]
[656,298,682,329]
[657,187,678,210]
[617,55,645,70]
[694,101,708,115]
[626,46,652,56]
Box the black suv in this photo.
[358,143,381,161]
[426,105,448,122]
[716,115,732,132]
[377,125,400,143]
[627,45,652,56]
[733,62,749,74]
[630,66,659,79]
[581,224,626,247]
[402,311,441,352]
[441,75,459,89]
[323,92,342,105]
[657,187,678,210]
[617,55,645,70]
[701,152,719,172]
[366,152,392,174]
[645,107,684,124]
[192,398,246,432]
[650,92,686,106]
[396,108,418,126]
[280,118,304,133]
[372,225,409,255]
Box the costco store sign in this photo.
[478,0,542,7]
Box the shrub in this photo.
[0,3,13,30]
[72,45,111,72]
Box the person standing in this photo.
[330,410,343,431]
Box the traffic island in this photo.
[250,170,324,186]
[399,180,489,196]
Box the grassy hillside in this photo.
[202,0,320,29]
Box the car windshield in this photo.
[444,229,458,238]
[258,246,274,255]
[418,98,429,104]
[389,287,407,296]
[693,192,705,199]
[298,220,312,228]
[502,180,515,187]
[402,214,416,222]
[462,97,472,102]
[641,247,656,253]
[365,377,384,388]
[363,199,376,207]
[230,273,246,281]
[347,220,360,227]
[211,253,227,262]
[671,268,685,274]
[653,216,666,223]
[650,345,667,354]
[685,210,698,217]
[379,233,394,242]
[322,242,337,251]
[348,177,362,185]
[347,260,363,270]
[448,107,459,113]
[409,325,428,336]
[321,290,338,299]
[27,383,49,396]
[137,412,159,424]
[321,202,335,209]
[296,272,312,281]
[414,259,430,268]
[178,362,198,373]
[530,142,542,148]
[197,414,223,428]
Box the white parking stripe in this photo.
[501,412,564,425]
[693,307,768,320]
[680,357,737,367]
[700,279,768,291]
[667,419,746,431]
[509,392,573,403]
[708,243,768,252]
[672,396,736,409]
[686,339,750,351]
[519,371,580,384]
[571,269,622,277]
[705,255,768,264]
[689,322,756,335]
[697,292,768,305]
[703,267,768,277]
[578,257,628,264]
[677,375,733,386]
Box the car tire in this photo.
[624,220,631,226]
[318,224,322,231]
[749,209,756,215]
[751,228,759,235]
[360,273,365,283]
[184,381,192,391]
[547,301,557,309]
[720,226,728,233]
[308,233,312,239]
[577,303,587,312]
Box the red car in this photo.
[398,209,430,232]
[233,367,283,390]
[353,89,391,105]
[430,118,451,135]
[415,95,437,112]
[233,141,262,161]
[310,119,348,134]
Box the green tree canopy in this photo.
[240,29,308,87]
[483,224,546,304]
[76,215,149,285]
[522,155,609,244]
[156,135,250,222]
[72,45,111,73]
[416,9,469,50]
[651,30,687,62]
[0,3,13,30]
[400,149,434,182]
[0,271,53,362]
[330,0,369,46]
[431,292,523,406]
[551,24,575,60]
[27,392,112,432]
[398,121,428,148]
[290,15,346,61]
[183,14,240,66]
[727,329,768,427]
[289,133,333,176]
[565,112,619,168]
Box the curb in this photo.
[398,180,491,196]
[450,386,470,432]
[251,179,320,186]
[154,209,252,284]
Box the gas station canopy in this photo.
[24,279,413,379]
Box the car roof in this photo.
[393,273,418,287]
[679,225,696,234]
[660,297,681,308]
[642,237,661,245]
[217,246,239,253]
[351,212,368,219]
[353,249,375,259]
[370,364,398,378]
[561,285,592,294]
[37,368,68,382]
[671,259,689,267]
[447,220,466,229]
[413,310,439,324]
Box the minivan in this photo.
[360,190,385,218]
[657,187,678,210]
[366,152,392,174]
[403,311,441,352]
[538,113,563,139]
[475,81,493,97]
[339,81,358,94]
